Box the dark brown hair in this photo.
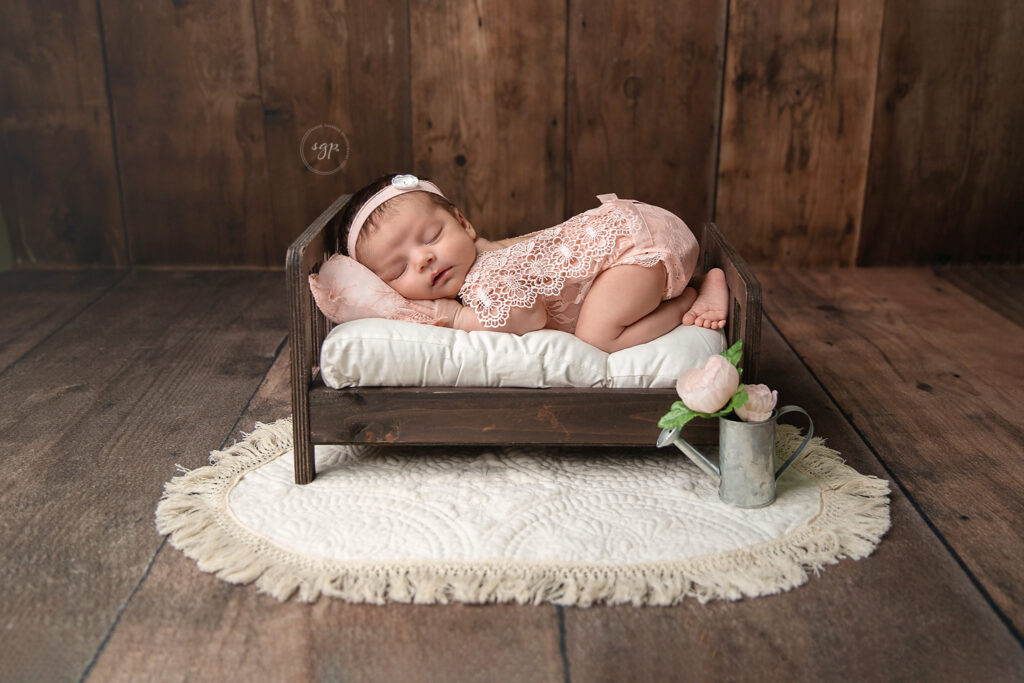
[337,173,456,256]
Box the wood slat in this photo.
[935,265,1024,329]
[309,384,713,446]
[715,0,884,266]
[253,0,411,259]
[85,343,565,683]
[101,2,274,265]
[0,269,124,373]
[564,319,1024,680]
[566,0,726,223]
[0,270,287,682]
[0,0,128,266]
[758,266,1024,634]
[410,0,566,239]
[860,0,1024,265]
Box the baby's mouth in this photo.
[432,267,451,286]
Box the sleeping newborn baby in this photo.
[310,173,728,353]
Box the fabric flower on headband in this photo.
[391,174,419,189]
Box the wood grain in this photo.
[759,266,1024,634]
[0,269,124,373]
[0,0,128,266]
[936,265,1024,329]
[253,0,412,259]
[716,0,884,267]
[563,319,1024,680]
[0,271,287,682]
[410,0,566,239]
[100,1,274,265]
[860,0,1024,265]
[85,343,565,683]
[309,384,713,446]
[567,0,726,224]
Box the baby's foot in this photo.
[682,268,728,329]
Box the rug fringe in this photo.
[156,420,890,606]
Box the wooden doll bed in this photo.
[287,194,762,484]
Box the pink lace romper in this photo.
[457,194,698,333]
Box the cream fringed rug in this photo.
[156,419,890,606]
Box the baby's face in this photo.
[357,192,479,300]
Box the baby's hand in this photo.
[310,254,459,327]
[448,299,548,334]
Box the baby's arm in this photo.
[445,299,548,334]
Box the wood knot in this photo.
[623,76,643,101]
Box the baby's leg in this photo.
[682,267,728,329]
[575,264,696,353]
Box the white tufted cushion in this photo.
[319,320,726,389]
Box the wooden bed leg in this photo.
[290,324,317,484]
[293,413,315,484]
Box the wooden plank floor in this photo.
[1,266,1022,682]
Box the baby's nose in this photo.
[413,248,434,270]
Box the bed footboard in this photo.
[287,197,762,485]
[701,222,762,381]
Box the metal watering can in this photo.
[657,406,815,508]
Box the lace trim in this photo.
[620,252,666,269]
[458,204,642,328]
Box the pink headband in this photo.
[346,174,447,260]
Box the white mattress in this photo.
[319,319,726,389]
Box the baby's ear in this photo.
[454,207,477,240]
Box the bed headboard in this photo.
[287,199,763,407]
[286,194,351,426]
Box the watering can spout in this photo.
[657,427,721,481]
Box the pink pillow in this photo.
[309,254,455,326]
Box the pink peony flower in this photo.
[736,383,778,422]
[675,355,740,413]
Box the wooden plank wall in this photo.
[0,0,1020,268]
[0,0,128,266]
[716,0,885,267]
[860,0,1024,265]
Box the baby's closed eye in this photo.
[385,262,407,281]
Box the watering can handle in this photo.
[774,405,815,478]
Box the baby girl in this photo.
[310,173,728,353]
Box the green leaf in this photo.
[722,339,743,367]
[723,387,750,414]
[658,401,698,430]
